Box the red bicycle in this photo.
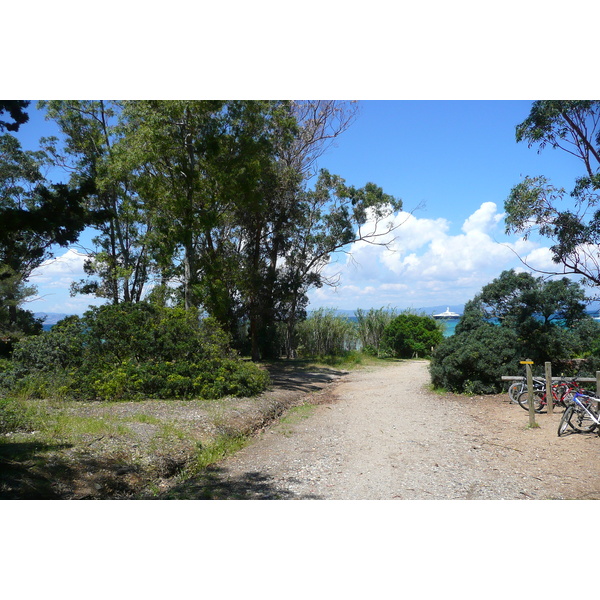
[517,378,589,413]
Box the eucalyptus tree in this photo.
[39,100,151,304]
[504,101,600,288]
[112,100,402,361]
[275,170,402,357]
[462,269,591,364]
[116,100,291,351]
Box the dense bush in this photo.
[7,303,270,401]
[381,313,443,359]
[430,272,600,394]
[430,324,520,394]
[0,396,41,433]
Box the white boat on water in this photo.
[433,307,461,319]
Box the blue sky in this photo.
[12,100,587,315]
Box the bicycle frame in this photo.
[570,393,600,426]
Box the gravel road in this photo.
[169,360,600,500]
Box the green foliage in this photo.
[0,101,29,132]
[296,308,356,357]
[430,270,600,393]
[39,101,400,361]
[0,396,41,434]
[0,131,100,351]
[380,312,443,359]
[506,101,600,286]
[8,303,270,401]
[430,324,520,394]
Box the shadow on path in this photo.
[160,466,323,500]
[263,362,348,394]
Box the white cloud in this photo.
[26,249,106,315]
[308,201,546,310]
[30,249,89,288]
[461,201,504,234]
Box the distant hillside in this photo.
[35,312,70,325]
[312,306,465,318]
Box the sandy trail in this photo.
[169,360,600,499]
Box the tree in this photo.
[475,270,590,363]
[381,312,443,358]
[504,101,600,288]
[115,100,289,358]
[276,170,402,357]
[0,101,29,132]
[39,100,151,304]
[430,270,599,393]
[115,100,403,361]
[0,133,97,353]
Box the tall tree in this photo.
[465,269,590,363]
[504,101,600,287]
[39,100,151,304]
[111,100,403,360]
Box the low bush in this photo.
[355,307,397,356]
[7,303,270,401]
[0,397,41,433]
[296,308,356,357]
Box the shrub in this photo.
[430,323,520,394]
[381,313,443,359]
[355,307,397,356]
[0,397,41,433]
[7,303,270,401]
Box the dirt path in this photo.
[167,360,600,499]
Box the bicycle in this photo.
[516,378,588,413]
[558,392,600,436]
[507,377,545,404]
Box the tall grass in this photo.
[355,307,398,356]
[296,308,357,357]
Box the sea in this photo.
[37,310,598,338]
[438,318,459,338]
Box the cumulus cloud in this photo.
[30,249,89,288]
[309,202,546,309]
[461,201,504,234]
[26,249,105,315]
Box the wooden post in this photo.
[545,361,553,414]
[596,371,600,413]
[521,359,536,427]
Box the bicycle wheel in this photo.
[553,382,569,404]
[517,390,544,413]
[561,390,576,407]
[508,381,525,403]
[558,407,573,436]
[567,405,598,433]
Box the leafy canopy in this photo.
[505,101,600,288]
